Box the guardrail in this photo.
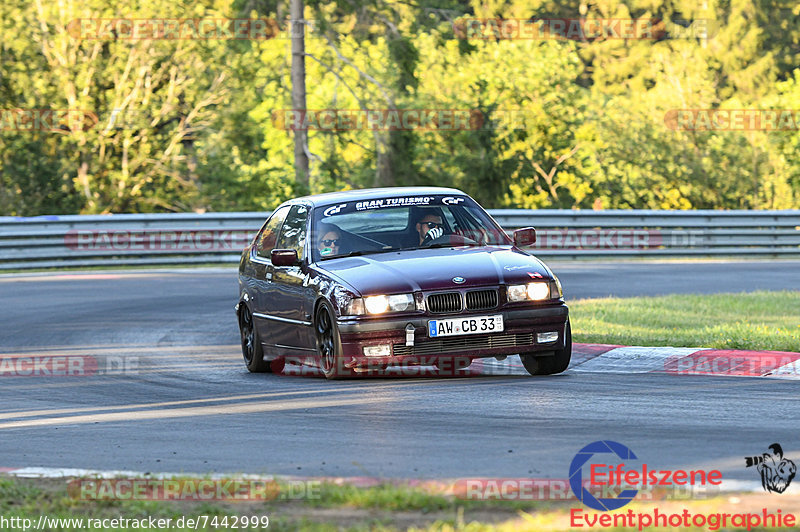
[1,210,799,270]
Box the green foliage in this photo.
[1,0,799,214]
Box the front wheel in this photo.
[315,301,353,379]
[520,320,572,376]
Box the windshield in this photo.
[311,194,511,261]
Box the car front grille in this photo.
[427,292,462,314]
[466,289,498,310]
[393,332,534,357]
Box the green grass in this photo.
[0,477,240,531]
[3,476,796,531]
[0,476,542,532]
[310,482,546,512]
[314,483,456,511]
[570,290,800,351]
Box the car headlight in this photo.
[347,294,415,315]
[365,295,390,314]
[508,282,550,302]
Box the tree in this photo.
[290,0,310,191]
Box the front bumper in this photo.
[336,303,568,367]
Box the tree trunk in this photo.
[290,0,310,190]
[374,130,394,188]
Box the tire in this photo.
[521,319,572,376]
[239,305,272,373]
[315,301,353,379]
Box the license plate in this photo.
[428,315,504,338]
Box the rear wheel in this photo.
[315,301,352,379]
[239,305,272,373]
[521,320,572,376]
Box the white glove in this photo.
[426,226,443,241]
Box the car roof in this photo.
[289,187,468,208]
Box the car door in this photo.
[270,204,316,352]
[250,205,291,348]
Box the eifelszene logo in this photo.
[569,440,722,512]
[745,443,796,494]
[569,441,640,511]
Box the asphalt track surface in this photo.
[0,260,798,481]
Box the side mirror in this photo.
[513,227,536,248]
[271,249,299,267]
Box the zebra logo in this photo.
[744,443,796,494]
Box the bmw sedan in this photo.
[236,187,570,378]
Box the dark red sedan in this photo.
[236,187,570,378]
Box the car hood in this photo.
[318,247,552,295]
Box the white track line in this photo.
[570,346,708,373]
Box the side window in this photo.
[275,205,309,261]
[256,206,291,258]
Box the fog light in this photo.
[363,345,391,357]
[537,331,559,343]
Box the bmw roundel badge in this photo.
[452,276,466,284]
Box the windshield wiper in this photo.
[423,242,484,249]
[336,247,400,258]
